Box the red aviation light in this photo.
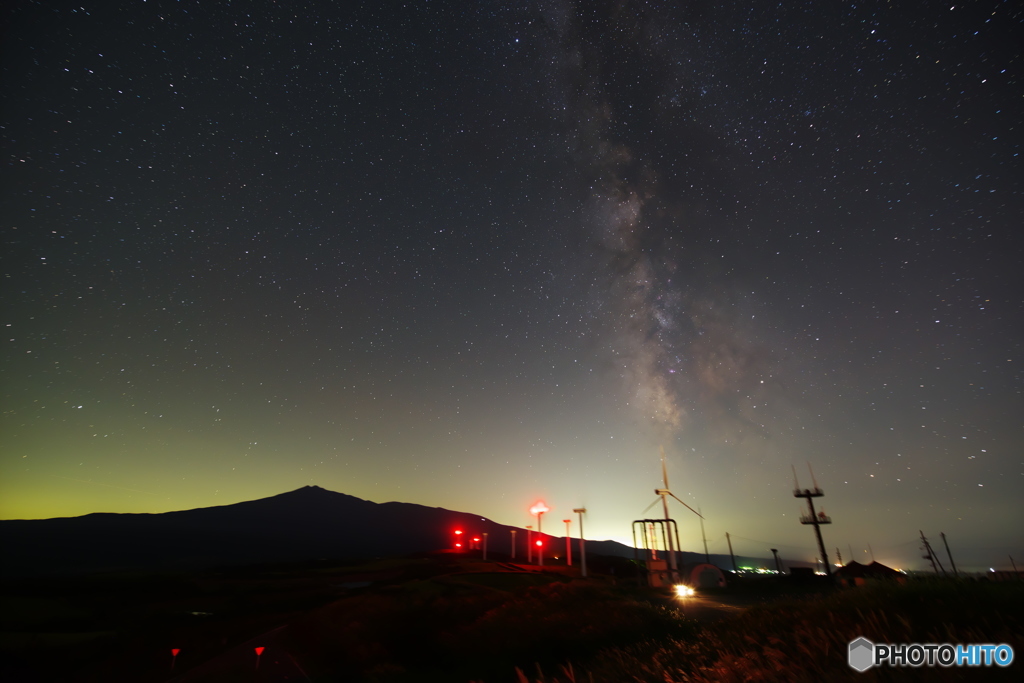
[529,501,550,515]
[535,540,543,546]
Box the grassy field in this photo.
[556,578,1024,682]
[1,554,1020,682]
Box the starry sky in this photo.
[2,0,1021,572]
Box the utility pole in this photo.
[510,529,516,560]
[726,532,737,572]
[530,502,549,567]
[941,532,958,577]
[573,508,587,578]
[563,519,572,566]
[699,506,710,563]
[920,530,946,576]
[836,547,843,567]
[793,465,832,576]
[771,548,784,575]
[482,532,488,561]
[537,517,543,566]
[526,526,533,564]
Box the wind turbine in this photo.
[642,447,704,580]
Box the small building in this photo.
[789,566,815,580]
[835,560,904,587]
[685,562,727,588]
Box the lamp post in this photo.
[482,532,488,561]
[573,508,587,578]
[510,529,517,560]
[563,519,572,566]
[526,525,533,564]
[530,501,550,566]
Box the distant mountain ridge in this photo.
[0,486,638,577]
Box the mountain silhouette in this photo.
[0,486,635,576]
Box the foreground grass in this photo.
[286,577,686,682]
[3,558,1019,682]
[558,579,1024,682]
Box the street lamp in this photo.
[573,508,587,578]
[510,529,517,560]
[526,525,533,564]
[530,501,550,566]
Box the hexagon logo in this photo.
[848,637,874,672]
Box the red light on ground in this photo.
[473,537,480,542]
[535,540,543,546]
[455,543,462,547]
[454,529,463,535]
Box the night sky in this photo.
[2,0,1021,572]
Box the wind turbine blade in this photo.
[641,497,662,516]
[661,447,670,490]
[669,492,704,518]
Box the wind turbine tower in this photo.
[639,447,704,583]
